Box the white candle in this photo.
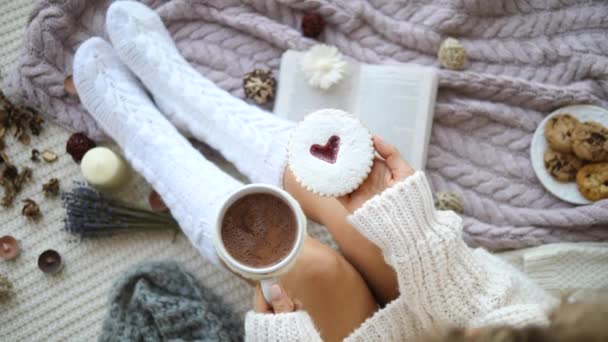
[80,147,131,190]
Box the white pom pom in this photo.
[300,44,347,90]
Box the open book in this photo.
[274,50,438,170]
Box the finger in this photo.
[373,136,413,180]
[253,285,272,313]
[373,136,400,160]
[269,284,295,313]
[294,299,304,311]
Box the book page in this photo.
[354,65,437,170]
[274,50,359,121]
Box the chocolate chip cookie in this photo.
[576,162,608,201]
[544,114,579,154]
[572,121,608,162]
[544,148,584,182]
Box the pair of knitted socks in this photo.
[74,2,294,265]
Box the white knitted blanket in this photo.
[5,0,608,251]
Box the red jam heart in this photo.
[310,135,340,164]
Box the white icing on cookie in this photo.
[288,109,374,196]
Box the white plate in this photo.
[530,105,608,205]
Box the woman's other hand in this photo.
[254,283,302,314]
[338,136,414,213]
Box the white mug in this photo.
[213,183,307,303]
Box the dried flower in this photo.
[0,89,45,202]
[41,150,58,163]
[0,274,13,298]
[2,165,17,181]
[434,191,464,214]
[243,69,276,105]
[1,165,32,207]
[31,149,40,162]
[42,178,60,197]
[0,188,14,208]
[301,44,347,90]
[438,38,466,70]
[301,12,325,38]
[19,133,30,145]
[16,168,32,189]
[22,198,41,220]
[66,132,96,162]
[28,112,44,137]
[0,92,44,148]
[62,184,178,238]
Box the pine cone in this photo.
[243,69,276,105]
[438,38,467,70]
[434,192,464,214]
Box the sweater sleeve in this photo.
[348,171,553,328]
[245,311,323,342]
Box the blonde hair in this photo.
[423,301,608,342]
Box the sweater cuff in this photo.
[348,171,461,257]
[245,311,322,342]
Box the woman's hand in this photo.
[254,283,302,314]
[338,136,414,213]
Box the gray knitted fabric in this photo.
[99,262,243,342]
[4,0,608,251]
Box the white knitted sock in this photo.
[106,1,294,187]
[73,37,242,265]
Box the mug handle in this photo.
[260,277,279,304]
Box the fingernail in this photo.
[269,284,282,301]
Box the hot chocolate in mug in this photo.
[213,184,307,303]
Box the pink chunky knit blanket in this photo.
[4,0,608,250]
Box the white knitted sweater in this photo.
[245,172,558,341]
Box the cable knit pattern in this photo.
[100,262,243,341]
[4,0,608,250]
[73,37,242,265]
[105,1,295,187]
[245,311,322,342]
[246,172,558,340]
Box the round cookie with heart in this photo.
[288,109,374,196]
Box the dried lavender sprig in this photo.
[61,186,176,224]
[64,215,176,230]
[62,184,179,239]
[62,187,175,222]
[66,222,176,238]
[62,188,178,223]
[62,202,176,225]
[63,205,179,237]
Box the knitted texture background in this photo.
[0,118,334,341]
[3,1,608,249]
[99,261,243,341]
[0,0,32,75]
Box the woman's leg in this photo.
[106,1,294,188]
[280,237,377,342]
[105,2,398,304]
[284,169,399,305]
[73,38,242,265]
